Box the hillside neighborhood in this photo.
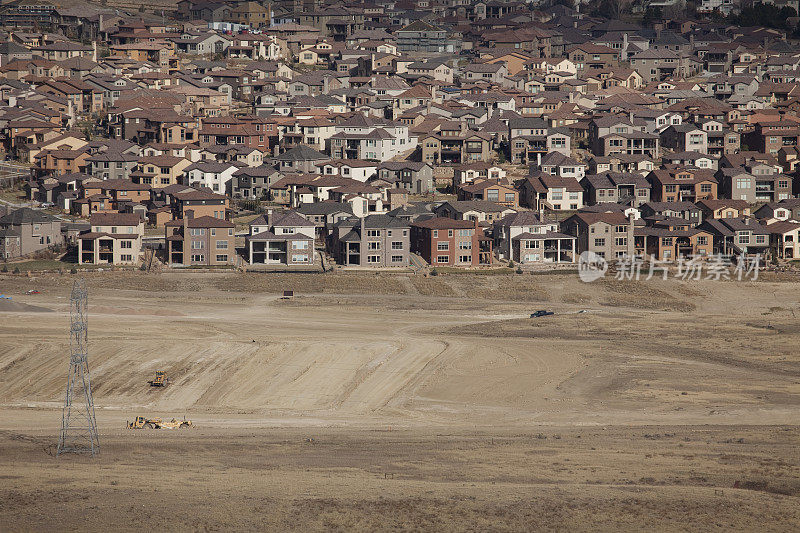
[1,0,800,271]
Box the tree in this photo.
[590,0,633,19]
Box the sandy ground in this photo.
[0,271,799,530]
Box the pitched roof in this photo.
[0,207,58,225]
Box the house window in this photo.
[437,242,449,251]
[755,235,766,244]
[391,241,403,250]
[367,255,380,263]
[436,255,449,263]
[121,254,132,262]
[216,240,228,249]
[594,238,605,246]
[216,254,228,262]
[368,241,381,250]
[615,237,627,246]
[391,255,403,262]
[192,240,203,249]
[366,230,380,237]
[700,184,712,193]
[697,236,708,245]
[191,254,204,262]
[120,240,132,249]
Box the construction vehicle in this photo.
[127,416,193,429]
[148,371,167,387]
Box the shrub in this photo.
[12,267,20,274]
[430,268,439,276]
[1,265,7,273]
[516,267,523,274]
[70,267,77,274]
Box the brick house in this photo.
[411,217,488,267]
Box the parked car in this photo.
[530,310,554,318]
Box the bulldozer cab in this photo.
[128,416,147,429]
[151,371,166,386]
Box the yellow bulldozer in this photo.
[127,416,193,429]
[148,371,168,387]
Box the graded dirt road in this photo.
[0,271,798,530]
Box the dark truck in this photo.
[530,310,554,318]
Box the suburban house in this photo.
[647,169,717,203]
[698,217,771,256]
[581,172,651,207]
[130,155,192,188]
[457,180,519,208]
[172,188,230,219]
[764,220,800,260]
[245,210,316,266]
[519,174,584,211]
[410,217,490,267]
[77,213,144,265]
[634,219,714,261]
[376,161,434,194]
[562,212,638,260]
[493,210,576,264]
[183,161,241,195]
[0,208,62,259]
[330,214,410,267]
[165,214,236,266]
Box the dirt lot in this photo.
[0,270,799,530]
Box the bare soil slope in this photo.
[0,271,798,530]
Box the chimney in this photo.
[267,208,273,228]
[185,209,194,220]
[538,206,544,221]
[360,214,366,237]
[92,41,97,63]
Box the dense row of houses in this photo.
[1,2,800,269]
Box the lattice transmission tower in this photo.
[57,279,99,456]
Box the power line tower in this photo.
[57,279,99,456]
